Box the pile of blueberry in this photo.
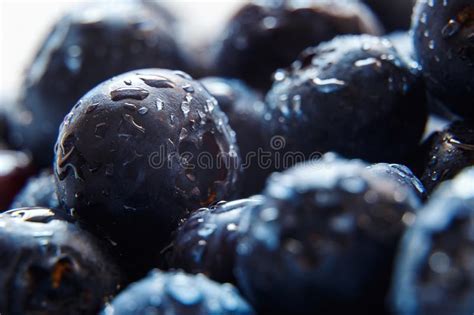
[0,0,473,314]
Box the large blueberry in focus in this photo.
[54,69,241,277]
[235,154,421,314]
[102,270,255,315]
[264,35,428,163]
[212,0,383,91]
[8,0,186,167]
[412,0,474,119]
[391,167,474,315]
[0,208,122,315]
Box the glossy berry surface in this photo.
[363,0,415,32]
[391,167,474,315]
[235,154,421,314]
[367,163,427,201]
[168,197,264,284]
[54,69,241,276]
[212,0,383,91]
[0,208,122,315]
[200,77,269,197]
[419,120,474,195]
[412,0,474,118]
[264,35,428,163]
[102,270,255,315]
[10,171,60,210]
[8,0,185,167]
[0,150,35,211]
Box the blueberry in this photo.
[367,163,427,201]
[200,77,270,197]
[8,0,186,167]
[418,120,474,195]
[412,0,474,118]
[391,167,474,315]
[168,197,264,284]
[102,270,255,315]
[362,0,415,32]
[264,35,428,163]
[0,208,122,315]
[235,154,421,314]
[212,0,383,91]
[54,69,241,277]
[0,150,35,211]
[10,171,60,210]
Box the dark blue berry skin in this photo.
[0,208,122,315]
[102,270,255,315]
[412,0,474,119]
[391,167,474,315]
[10,171,60,210]
[54,69,241,278]
[212,0,383,91]
[235,154,421,315]
[8,0,185,167]
[200,77,270,197]
[418,121,474,195]
[168,197,264,284]
[264,35,428,164]
[363,0,415,32]
[367,163,427,201]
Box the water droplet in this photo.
[313,77,346,93]
[95,122,107,138]
[179,128,188,141]
[205,99,215,112]
[156,99,164,111]
[86,103,99,113]
[354,57,381,67]
[262,16,277,29]
[430,170,440,181]
[442,19,461,38]
[428,40,435,50]
[181,101,190,116]
[124,103,137,111]
[123,205,137,211]
[105,164,114,176]
[182,84,195,93]
[110,87,149,101]
[138,107,148,115]
[429,251,451,273]
[139,75,175,89]
[173,70,192,80]
[123,114,145,133]
[420,12,427,24]
[198,223,216,237]
[260,207,279,222]
[227,223,238,231]
[274,69,287,81]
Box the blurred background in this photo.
[0,0,246,96]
